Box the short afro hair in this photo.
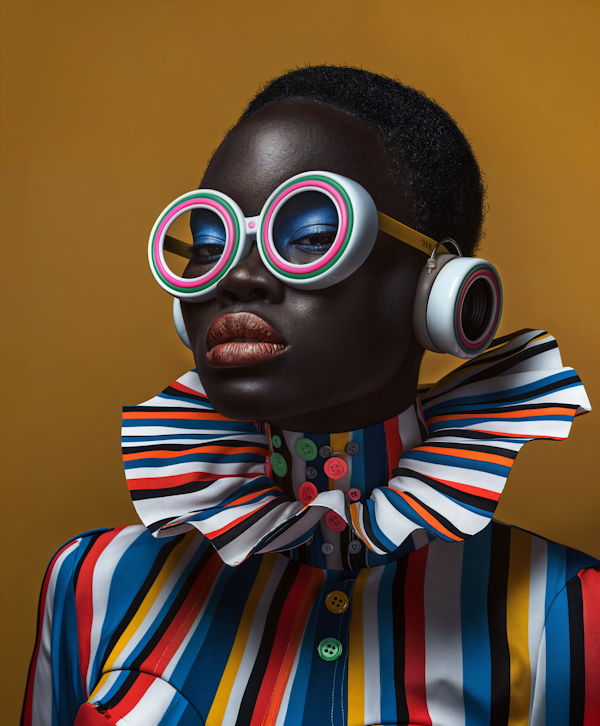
[241,65,485,256]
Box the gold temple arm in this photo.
[377,212,449,256]
[163,218,449,260]
[164,234,193,259]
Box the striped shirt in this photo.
[22,330,600,725]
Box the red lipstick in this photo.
[206,312,287,367]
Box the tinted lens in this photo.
[272,191,339,265]
[176,207,227,279]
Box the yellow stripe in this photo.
[506,528,532,725]
[102,533,195,672]
[348,569,369,726]
[88,671,111,701]
[206,555,278,726]
[329,432,349,490]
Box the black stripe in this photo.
[98,535,184,673]
[124,440,269,454]
[128,545,217,670]
[236,562,299,726]
[72,532,105,590]
[162,385,210,403]
[100,670,139,710]
[211,497,285,549]
[489,328,539,347]
[488,522,511,726]
[392,557,410,724]
[414,440,517,459]
[429,429,507,441]
[361,500,390,553]
[391,467,497,514]
[567,575,586,726]
[131,479,218,501]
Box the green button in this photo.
[317,637,343,661]
[270,453,288,478]
[296,438,318,461]
[272,435,282,449]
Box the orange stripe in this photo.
[123,411,230,421]
[349,504,378,553]
[206,501,273,538]
[394,491,463,541]
[224,486,282,507]
[426,406,574,426]
[415,445,514,467]
[123,445,267,461]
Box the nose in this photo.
[215,243,286,305]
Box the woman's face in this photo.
[182,100,425,432]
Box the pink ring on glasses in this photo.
[456,269,500,350]
[153,197,236,289]
[261,181,349,275]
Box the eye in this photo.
[188,208,227,268]
[273,192,339,265]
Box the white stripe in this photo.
[87,526,145,693]
[364,492,419,549]
[363,567,383,725]
[221,558,288,726]
[530,628,547,726]
[397,404,423,453]
[528,537,548,723]
[116,675,179,724]
[396,458,507,493]
[31,540,81,726]
[112,535,203,669]
[424,540,466,726]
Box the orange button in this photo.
[325,590,349,614]
[323,457,348,479]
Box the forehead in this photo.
[200,100,404,218]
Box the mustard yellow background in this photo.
[1,0,599,719]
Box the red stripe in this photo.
[170,381,209,399]
[205,500,274,539]
[22,539,81,726]
[404,546,432,725]
[140,554,223,675]
[75,528,125,696]
[98,671,156,718]
[580,567,600,724]
[384,416,403,480]
[126,470,262,491]
[249,567,323,726]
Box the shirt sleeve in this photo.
[531,565,600,725]
[22,534,93,726]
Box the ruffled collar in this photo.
[122,329,590,569]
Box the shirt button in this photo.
[296,438,318,461]
[319,445,333,458]
[305,466,318,480]
[270,453,287,478]
[317,638,343,661]
[347,487,361,502]
[324,511,347,532]
[321,542,335,555]
[325,590,349,614]
[345,442,360,456]
[324,457,348,479]
[298,481,318,505]
[348,540,362,554]
[272,435,282,449]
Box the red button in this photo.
[298,481,318,505]
[324,511,347,532]
[347,488,361,502]
[323,457,348,479]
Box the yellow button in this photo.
[325,590,349,614]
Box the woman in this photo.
[23,66,600,726]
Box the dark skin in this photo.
[182,99,428,432]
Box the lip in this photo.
[206,312,288,367]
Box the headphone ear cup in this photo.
[173,298,192,350]
[412,255,503,359]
